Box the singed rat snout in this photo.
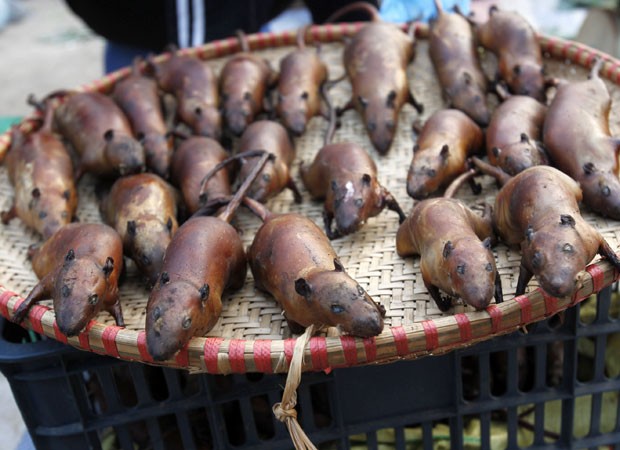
[407,145,448,199]
[192,104,222,140]
[103,130,145,176]
[146,279,210,361]
[361,95,398,155]
[509,63,546,101]
[445,239,497,310]
[521,224,588,298]
[296,270,384,337]
[53,259,109,336]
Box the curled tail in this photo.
[242,196,273,222]
[325,1,381,23]
[470,157,512,187]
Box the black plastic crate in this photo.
[2,286,620,450]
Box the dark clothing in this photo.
[65,0,379,53]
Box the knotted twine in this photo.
[272,324,318,450]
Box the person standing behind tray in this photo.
[64,0,470,73]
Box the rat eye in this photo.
[354,198,364,207]
[182,317,192,329]
[88,294,99,305]
[262,173,271,182]
[357,285,365,296]
[331,304,345,314]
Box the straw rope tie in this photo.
[272,324,318,450]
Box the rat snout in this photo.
[368,129,394,155]
[349,312,384,338]
[288,118,306,137]
[225,109,249,136]
[56,309,89,337]
[540,275,576,299]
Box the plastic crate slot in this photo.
[187,408,213,449]
[173,411,198,449]
[489,351,508,397]
[461,354,480,401]
[147,366,170,402]
[113,423,141,450]
[576,337,596,383]
[250,394,276,440]
[518,346,536,393]
[310,382,333,430]
[221,399,246,446]
[546,340,565,388]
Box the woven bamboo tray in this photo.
[0,23,619,375]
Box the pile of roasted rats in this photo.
[3,2,620,361]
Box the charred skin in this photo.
[486,95,548,175]
[99,173,179,287]
[3,116,77,240]
[396,198,499,310]
[220,53,275,136]
[407,109,483,199]
[152,53,221,139]
[476,7,546,101]
[542,60,620,219]
[53,92,145,178]
[236,120,300,203]
[248,212,384,337]
[300,142,405,238]
[344,22,420,154]
[12,223,124,336]
[112,62,173,178]
[146,217,246,361]
[492,166,620,298]
[429,4,490,126]
[170,136,231,214]
[276,47,328,136]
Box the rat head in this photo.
[294,259,385,337]
[507,62,546,102]
[357,91,399,154]
[125,217,177,287]
[186,101,222,140]
[491,133,547,176]
[239,156,281,203]
[441,238,497,310]
[521,216,589,298]
[223,91,255,136]
[29,187,76,240]
[53,251,115,337]
[450,72,490,126]
[327,173,378,236]
[102,129,145,176]
[140,132,173,179]
[277,90,311,136]
[146,275,217,361]
[579,163,620,220]
[406,144,450,199]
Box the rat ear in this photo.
[103,257,114,277]
[295,278,312,299]
[199,284,210,302]
[65,249,75,262]
[443,241,454,258]
[126,220,137,237]
[333,258,345,272]
[440,144,450,160]
[482,237,492,249]
[103,129,114,142]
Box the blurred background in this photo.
[0,0,618,449]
